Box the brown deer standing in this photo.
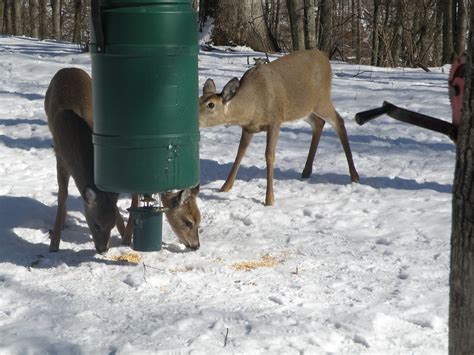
[199,50,359,206]
[45,68,201,252]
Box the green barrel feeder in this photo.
[90,0,199,251]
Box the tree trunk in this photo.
[29,0,39,38]
[51,0,60,40]
[455,0,468,57]
[12,0,21,35]
[432,0,444,66]
[304,0,317,49]
[443,0,454,63]
[416,3,430,65]
[356,0,361,63]
[213,0,277,53]
[271,0,281,48]
[371,0,380,66]
[72,0,82,43]
[351,0,356,53]
[390,0,403,67]
[376,0,390,66]
[319,0,332,54]
[287,0,305,50]
[199,0,215,30]
[39,0,47,39]
[351,0,362,63]
[0,0,4,34]
[5,0,12,34]
[448,3,474,352]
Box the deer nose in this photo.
[188,241,200,251]
[96,246,109,254]
[94,240,110,254]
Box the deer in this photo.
[199,49,359,206]
[45,67,201,253]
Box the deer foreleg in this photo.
[50,157,70,252]
[221,129,254,192]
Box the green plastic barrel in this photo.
[90,0,199,194]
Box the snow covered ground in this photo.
[0,36,455,354]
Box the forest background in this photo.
[0,0,470,68]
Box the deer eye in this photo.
[184,220,194,229]
[207,102,215,109]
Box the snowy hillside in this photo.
[0,36,455,353]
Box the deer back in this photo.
[45,67,93,130]
[200,50,334,129]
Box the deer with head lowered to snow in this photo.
[45,68,201,253]
[200,49,360,206]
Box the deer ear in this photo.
[83,186,97,206]
[161,189,194,209]
[191,184,200,196]
[203,78,216,95]
[177,189,194,206]
[221,77,240,104]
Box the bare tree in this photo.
[449,3,474,352]
[5,0,12,34]
[265,0,283,51]
[29,0,39,38]
[0,0,4,34]
[198,0,215,30]
[72,0,82,43]
[371,0,380,65]
[376,0,391,66]
[12,0,21,35]
[0,0,468,68]
[319,0,332,54]
[304,0,317,49]
[443,0,455,63]
[51,0,60,40]
[351,0,362,62]
[287,0,305,50]
[39,0,47,39]
[432,0,444,65]
[213,0,277,52]
[455,0,468,56]
[390,0,403,66]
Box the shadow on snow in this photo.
[200,159,452,195]
[0,195,123,268]
[0,134,52,150]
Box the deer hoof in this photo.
[220,183,232,192]
[265,196,274,206]
[301,169,312,179]
[121,239,132,247]
[49,243,60,252]
[351,173,360,183]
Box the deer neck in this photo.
[224,91,261,128]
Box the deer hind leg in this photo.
[302,114,326,178]
[264,124,281,206]
[50,157,70,252]
[122,193,139,246]
[221,128,254,192]
[316,109,359,183]
[114,205,126,243]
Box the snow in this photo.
[0,36,455,353]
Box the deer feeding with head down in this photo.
[45,68,201,253]
[199,49,359,206]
